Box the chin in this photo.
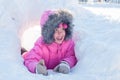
[55,40,63,44]
[56,41,62,44]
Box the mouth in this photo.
[55,36,64,44]
[56,37,63,41]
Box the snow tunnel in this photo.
[1,0,120,80]
[0,0,82,80]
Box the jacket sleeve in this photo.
[23,38,43,73]
[62,40,78,68]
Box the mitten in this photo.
[53,61,70,74]
[36,59,48,75]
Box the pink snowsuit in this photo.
[23,37,77,73]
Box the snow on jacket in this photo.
[22,37,77,73]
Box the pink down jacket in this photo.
[23,37,77,73]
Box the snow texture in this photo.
[0,0,120,80]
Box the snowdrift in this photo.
[0,0,120,80]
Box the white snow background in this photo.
[0,0,120,80]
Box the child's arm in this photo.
[23,38,43,73]
[62,40,78,68]
[54,40,77,74]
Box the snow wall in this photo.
[0,0,81,80]
[0,0,120,80]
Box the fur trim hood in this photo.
[41,9,74,44]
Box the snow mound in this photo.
[0,0,120,80]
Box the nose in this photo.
[57,31,62,35]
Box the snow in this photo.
[0,0,120,80]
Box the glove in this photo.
[53,61,70,74]
[36,59,48,75]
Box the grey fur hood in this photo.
[41,9,74,44]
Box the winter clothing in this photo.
[23,37,77,73]
[40,10,54,27]
[22,9,77,74]
[41,9,74,44]
[36,59,48,75]
[53,61,70,74]
[59,23,68,29]
[21,48,27,55]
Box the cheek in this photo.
[63,32,66,37]
[53,33,57,39]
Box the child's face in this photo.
[53,27,66,44]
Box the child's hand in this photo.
[36,59,48,76]
[53,61,70,74]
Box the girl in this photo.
[22,9,77,75]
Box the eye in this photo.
[54,28,58,32]
[62,28,65,31]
